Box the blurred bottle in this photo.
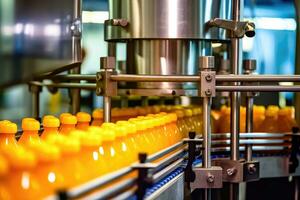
[92,109,103,126]
[18,118,40,145]
[76,112,91,131]
[27,142,63,197]
[59,113,77,135]
[116,121,139,162]
[174,110,188,138]
[41,116,60,140]
[0,155,10,199]
[258,105,279,133]
[5,147,40,199]
[253,105,265,132]
[278,107,297,133]
[0,120,18,151]
[46,134,83,187]
[70,129,105,181]
[184,109,195,134]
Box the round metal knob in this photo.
[243,59,256,71]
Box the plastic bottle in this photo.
[76,112,91,131]
[253,105,265,132]
[46,134,83,187]
[97,127,119,172]
[18,118,41,145]
[5,147,40,199]
[128,118,151,154]
[59,114,77,135]
[218,106,231,133]
[0,120,18,151]
[240,106,246,133]
[27,141,63,197]
[0,154,10,200]
[258,105,279,132]
[114,124,133,166]
[278,107,297,133]
[41,116,60,140]
[116,121,139,162]
[175,110,188,138]
[70,129,105,181]
[92,108,103,126]
[184,109,196,134]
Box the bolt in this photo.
[96,73,102,81]
[205,89,212,96]
[96,88,102,95]
[227,168,236,176]
[207,174,215,183]
[248,164,256,175]
[205,74,212,82]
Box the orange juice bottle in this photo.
[240,106,246,133]
[114,124,133,166]
[0,154,10,199]
[59,113,77,135]
[92,108,103,126]
[5,146,41,199]
[184,109,195,134]
[145,117,160,154]
[76,112,91,130]
[46,134,83,187]
[169,113,182,142]
[101,123,128,168]
[128,118,151,154]
[175,110,187,138]
[278,107,297,133]
[258,105,279,132]
[70,129,105,181]
[0,120,18,150]
[41,115,60,140]
[97,127,120,172]
[116,121,139,162]
[253,105,265,132]
[18,118,40,145]
[218,106,231,133]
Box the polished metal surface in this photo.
[0,0,81,88]
[146,173,184,200]
[106,0,232,41]
[104,96,111,122]
[126,40,200,89]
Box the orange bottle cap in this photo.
[59,113,72,121]
[22,118,40,131]
[184,109,193,117]
[92,108,103,119]
[115,125,127,137]
[101,129,116,142]
[60,114,77,125]
[101,122,117,129]
[0,120,17,134]
[43,116,60,128]
[76,112,91,122]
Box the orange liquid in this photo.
[35,162,65,197]
[41,127,59,140]
[113,137,132,167]
[0,133,18,151]
[7,168,41,199]
[99,141,120,172]
[76,122,90,131]
[59,124,76,135]
[18,130,40,145]
[91,119,103,127]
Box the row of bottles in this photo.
[215,105,297,133]
[0,110,183,199]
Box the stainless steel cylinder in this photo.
[126,40,200,89]
[106,0,232,41]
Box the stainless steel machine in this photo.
[1,0,300,200]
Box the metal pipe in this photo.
[230,0,241,199]
[103,96,111,122]
[45,74,96,81]
[110,74,300,83]
[203,97,211,168]
[216,75,300,82]
[69,0,82,114]
[245,97,253,161]
[216,85,300,92]
[30,82,96,90]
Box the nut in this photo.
[205,74,212,82]
[207,174,215,183]
[205,89,212,96]
[248,164,256,175]
[226,168,236,176]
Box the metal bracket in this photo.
[208,18,255,38]
[243,59,259,97]
[212,159,259,183]
[190,166,223,189]
[96,57,118,96]
[199,71,216,97]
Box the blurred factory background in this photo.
[0,0,297,122]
